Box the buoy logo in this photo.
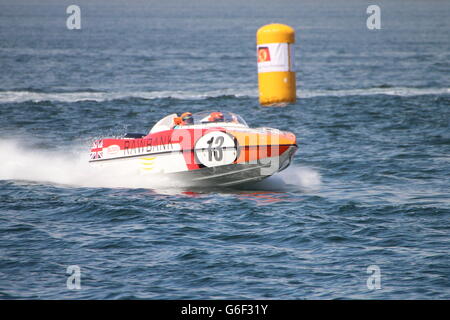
[258,47,271,63]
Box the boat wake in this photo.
[0,139,320,192]
[0,139,180,189]
[0,87,448,103]
[242,165,322,192]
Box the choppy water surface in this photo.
[0,0,449,299]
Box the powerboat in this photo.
[89,111,297,187]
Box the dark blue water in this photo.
[0,0,449,299]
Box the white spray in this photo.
[0,139,181,189]
[0,139,321,191]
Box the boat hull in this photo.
[170,145,297,186]
[89,126,298,187]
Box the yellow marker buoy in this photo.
[257,23,296,106]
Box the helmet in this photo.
[173,117,182,126]
[181,112,193,125]
[208,112,224,122]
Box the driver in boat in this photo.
[181,112,194,125]
[173,112,193,128]
[208,111,224,122]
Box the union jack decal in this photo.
[90,140,103,160]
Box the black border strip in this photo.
[0,300,444,318]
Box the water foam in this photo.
[0,89,255,103]
[247,165,322,191]
[278,166,322,189]
[0,139,180,189]
[0,87,448,103]
[0,139,320,191]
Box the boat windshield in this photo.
[191,111,248,127]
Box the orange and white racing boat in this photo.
[89,111,297,187]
